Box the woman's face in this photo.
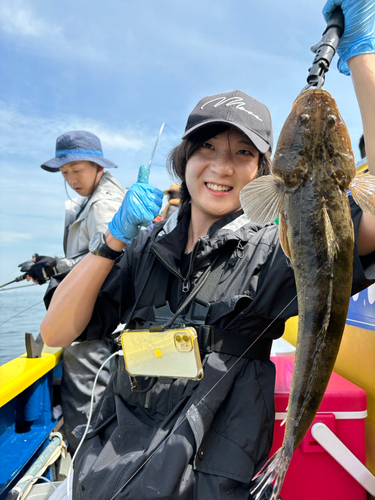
[59,161,103,197]
[185,127,260,223]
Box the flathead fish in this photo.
[240,88,375,499]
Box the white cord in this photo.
[67,350,123,500]
[15,475,57,500]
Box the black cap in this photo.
[182,90,273,153]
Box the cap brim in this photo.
[182,119,271,154]
[41,155,118,172]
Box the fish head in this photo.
[272,88,356,191]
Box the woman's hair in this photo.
[167,124,272,217]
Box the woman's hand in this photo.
[108,165,164,245]
[323,0,375,75]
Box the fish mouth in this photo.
[293,87,331,107]
[205,182,233,193]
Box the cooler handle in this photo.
[311,422,375,495]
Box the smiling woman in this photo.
[41,68,375,499]
[168,120,271,252]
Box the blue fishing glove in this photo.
[108,165,163,245]
[323,0,375,75]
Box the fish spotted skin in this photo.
[246,88,356,499]
[274,88,355,454]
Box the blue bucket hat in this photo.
[41,131,118,172]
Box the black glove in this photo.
[27,255,58,285]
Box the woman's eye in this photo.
[202,142,213,149]
[237,149,252,156]
[74,170,81,173]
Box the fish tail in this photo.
[250,448,291,500]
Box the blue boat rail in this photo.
[0,336,63,499]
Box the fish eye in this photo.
[328,115,337,124]
[299,114,310,124]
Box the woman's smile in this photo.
[185,127,260,225]
[205,182,233,193]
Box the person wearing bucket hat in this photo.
[28,130,127,455]
[41,5,375,495]
[40,130,118,172]
[27,131,126,283]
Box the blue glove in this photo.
[323,0,375,75]
[108,165,163,245]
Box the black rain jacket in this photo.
[45,202,374,500]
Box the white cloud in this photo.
[0,0,107,63]
[0,0,61,38]
[0,102,146,157]
[0,231,33,243]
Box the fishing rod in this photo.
[0,275,28,289]
[0,284,38,292]
[148,123,165,169]
[302,6,345,92]
[0,256,38,289]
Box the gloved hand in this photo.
[27,255,57,285]
[108,165,164,245]
[323,0,375,75]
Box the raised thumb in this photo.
[137,165,149,184]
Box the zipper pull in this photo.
[182,279,190,292]
[236,241,245,259]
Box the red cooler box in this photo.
[270,356,368,500]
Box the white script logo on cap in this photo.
[201,97,263,122]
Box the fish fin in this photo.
[279,211,292,259]
[240,175,285,225]
[322,205,339,265]
[250,448,291,500]
[350,172,375,215]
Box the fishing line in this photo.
[0,270,19,282]
[110,265,323,500]
[0,284,38,292]
[0,300,44,327]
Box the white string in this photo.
[67,351,123,500]
[0,284,38,292]
[110,265,322,500]
[15,475,57,500]
[0,300,44,327]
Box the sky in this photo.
[0,0,366,282]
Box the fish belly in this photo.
[282,178,354,452]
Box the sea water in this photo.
[0,284,48,365]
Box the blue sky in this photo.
[0,0,365,282]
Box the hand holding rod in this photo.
[303,7,345,90]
